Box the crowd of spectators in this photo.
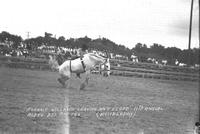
[0,42,114,60]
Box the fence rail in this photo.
[0,56,199,82]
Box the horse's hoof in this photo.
[80,83,85,90]
[57,78,66,87]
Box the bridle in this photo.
[100,58,110,72]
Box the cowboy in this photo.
[78,43,88,58]
[56,48,65,65]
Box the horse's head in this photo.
[100,57,110,71]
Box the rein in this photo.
[70,60,72,72]
[80,56,86,72]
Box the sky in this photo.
[0,0,199,50]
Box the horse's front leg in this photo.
[80,71,90,90]
[85,77,89,85]
[85,70,90,85]
[58,70,70,88]
[58,75,69,87]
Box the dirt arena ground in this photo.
[0,67,199,134]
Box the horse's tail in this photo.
[48,55,60,71]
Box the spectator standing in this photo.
[79,43,88,58]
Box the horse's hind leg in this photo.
[80,71,90,90]
[58,74,70,87]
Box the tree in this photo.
[131,43,149,62]
[58,36,66,47]
[132,43,148,54]
[149,43,165,59]
[163,47,181,65]
[0,31,22,49]
[12,35,22,49]
[44,32,53,38]
[178,48,199,65]
[0,31,11,42]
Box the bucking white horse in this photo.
[49,53,109,90]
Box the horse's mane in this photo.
[87,53,106,59]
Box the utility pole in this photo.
[188,0,194,50]
[198,0,200,125]
[27,32,30,39]
[199,0,200,48]
[188,0,194,66]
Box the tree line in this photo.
[133,43,199,65]
[0,31,199,65]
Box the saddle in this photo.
[69,55,86,78]
[70,55,80,60]
[70,55,86,78]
